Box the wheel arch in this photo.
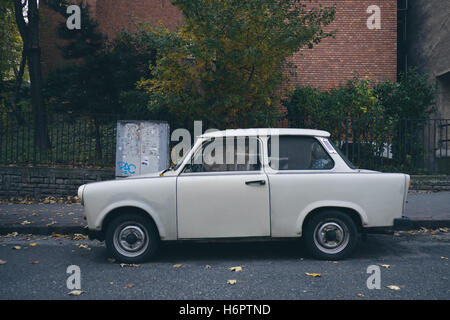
[98,204,165,240]
[296,202,368,236]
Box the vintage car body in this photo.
[78,129,410,262]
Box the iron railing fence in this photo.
[0,112,449,173]
[287,117,450,174]
[0,112,122,168]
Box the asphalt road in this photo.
[0,231,449,300]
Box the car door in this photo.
[176,136,270,239]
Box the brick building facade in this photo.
[41,0,397,89]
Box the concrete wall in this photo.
[0,166,114,198]
[406,0,450,119]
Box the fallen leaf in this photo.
[305,272,322,277]
[227,280,237,285]
[173,264,182,268]
[68,290,85,296]
[29,243,37,247]
[73,234,88,241]
[441,256,448,260]
[20,220,31,225]
[31,260,40,264]
[229,266,243,272]
[6,232,18,237]
[75,243,90,250]
[107,258,116,263]
[387,285,401,291]
[380,264,390,269]
[12,246,21,250]
[124,283,135,288]
[357,293,364,298]
[0,260,6,265]
[119,263,140,268]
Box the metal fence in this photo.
[0,112,449,173]
[287,117,450,174]
[0,112,120,168]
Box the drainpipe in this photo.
[398,0,409,77]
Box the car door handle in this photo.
[245,180,266,186]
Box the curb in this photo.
[393,219,450,230]
[0,226,87,236]
[1,220,449,236]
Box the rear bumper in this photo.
[364,217,411,234]
[393,216,413,230]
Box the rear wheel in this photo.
[105,213,160,263]
[303,210,358,260]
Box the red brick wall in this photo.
[94,0,183,37]
[288,0,397,88]
[40,0,397,88]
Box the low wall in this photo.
[410,175,450,191]
[0,166,114,198]
[0,166,449,198]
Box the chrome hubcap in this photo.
[113,223,149,257]
[314,221,349,254]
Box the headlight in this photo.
[77,185,85,205]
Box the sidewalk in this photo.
[0,192,449,235]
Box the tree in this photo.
[0,0,27,119]
[139,0,335,130]
[13,0,50,149]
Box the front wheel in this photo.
[303,210,358,260]
[105,213,160,263]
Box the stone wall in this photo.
[1,166,448,199]
[410,175,450,192]
[0,166,114,198]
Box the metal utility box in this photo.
[115,120,169,178]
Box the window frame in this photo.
[267,135,335,172]
[181,136,264,175]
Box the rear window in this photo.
[268,136,334,170]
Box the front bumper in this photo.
[86,228,104,241]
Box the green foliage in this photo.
[283,69,438,173]
[0,0,28,112]
[44,17,156,117]
[374,68,436,119]
[139,0,335,129]
[284,78,384,132]
[55,3,105,59]
[0,0,23,82]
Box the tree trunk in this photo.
[14,0,50,150]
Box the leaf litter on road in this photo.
[229,266,243,272]
[305,273,322,277]
[68,290,85,296]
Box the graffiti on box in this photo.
[117,161,136,175]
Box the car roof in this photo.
[199,128,331,138]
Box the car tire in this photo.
[105,213,160,263]
[303,210,358,260]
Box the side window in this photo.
[184,137,261,173]
[268,136,334,170]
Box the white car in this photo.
[78,128,410,262]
